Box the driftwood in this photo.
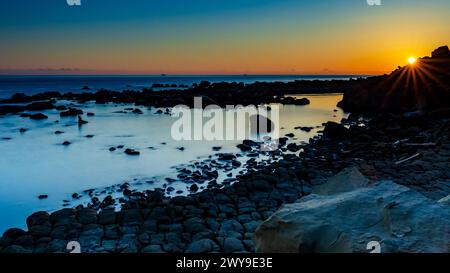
[395,153,422,165]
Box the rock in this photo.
[431,45,450,58]
[132,108,143,114]
[323,121,349,139]
[62,141,71,146]
[29,225,51,238]
[60,108,83,117]
[212,146,222,151]
[1,245,32,253]
[185,239,220,253]
[38,194,48,200]
[3,228,27,240]
[19,128,27,133]
[124,148,140,155]
[224,238,245,253]
[25,101,54,111]
[54,131,64,134]
[26,211,50,228]
[109,147,116,152]
[141,245,164,253]
[254,181,450,253]
[78,116,88,125]
[295,126,313,132]
[313,167,371,195]
[237,144,252,152]
[87,112,95,116]
[286,143,301,152]
[283,97,310,106]
[250,114,274,134]
[77,208,98,225]
[219,219,244,235]
[29,113,48,120]
[190,184,199,192]
[99,210,116,225]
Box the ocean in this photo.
[0,75,360,99]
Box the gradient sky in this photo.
[0,0,449,75]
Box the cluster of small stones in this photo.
[0,168,310,253]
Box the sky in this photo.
[0,0,449,75]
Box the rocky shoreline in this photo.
[0,46,449,253]
[0,105,449,253]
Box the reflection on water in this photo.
[0,94,344,232]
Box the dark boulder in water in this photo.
[124,148,140,155]
[25,101,54,111]
[60,108,83,117]
[29,113,48,120]
[62,141,71,146]
[250,114,274,135]
[38,195,48,200]
[78,116,88,125]
[282,97,310,105]
[132,108,143,114]
[237,144,252,152]
[323,122,349,140]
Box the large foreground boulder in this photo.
[253,181,450,253]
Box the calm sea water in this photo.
[0,94,345,233]
[0,75,359,99]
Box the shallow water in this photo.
[0,94,344,233]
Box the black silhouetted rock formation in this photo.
[338,46,450,113]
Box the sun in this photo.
[408,56,417,65]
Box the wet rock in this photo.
[109,147,116,152]
[218,153,236,161]
[25,101,54,111]
[99,210,116,225]
[62,141,71,146]
[286,143,301,152]
[54,130,64,134]
[224,238,245,253]
[283,97,310,106]
[3,228,27,240]
[141,245,164,253]
[296,126,313,132]
[132,108,143,114]
[1,245,32,253]
[190,184,199,193]
[77,208,98,225]
[26,211,50,228]
[29,113,48,120]
[29,225,51,238]
[323,121,349,140]
[38,194,48,200]
[124,148,140,155]
[185,239,220,253]
[60,108,83,117]
[237,144,252,152]
[212,146,222,151]
[19,128,27,133]
[78,115,88,125]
